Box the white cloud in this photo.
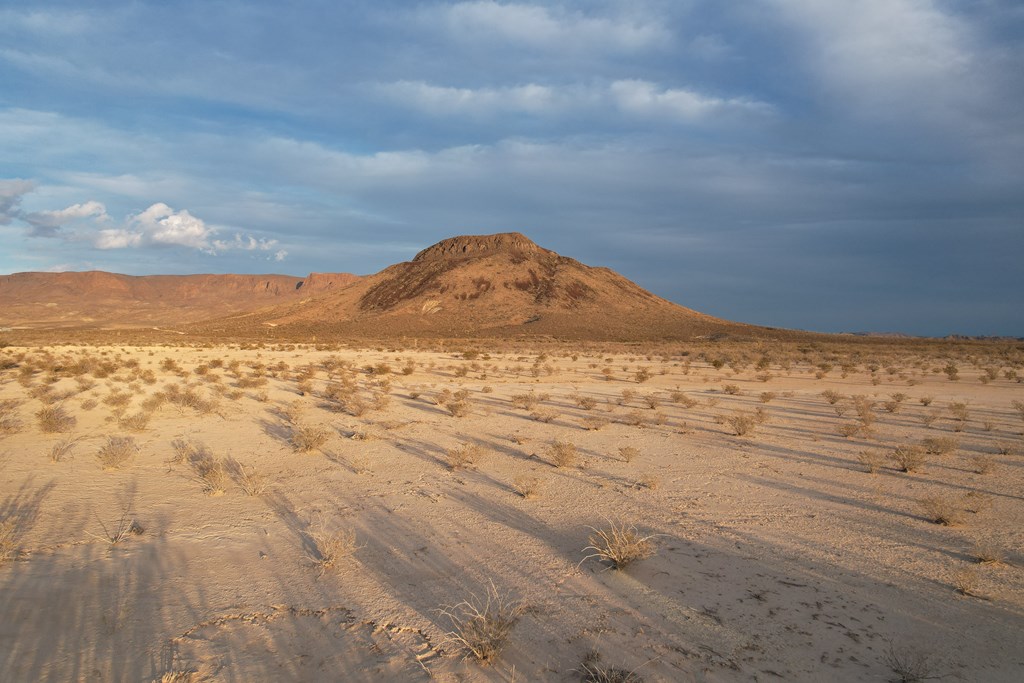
[609,80,773,120]
[377,79,772,122]
[213,233,280,252]
[273,250,288,262]
[128,202,213,249]
[25,199,109,236]
[94,228,143,250]
[0,178,35,224]
[376,81,565,116]
[435,1,671,52]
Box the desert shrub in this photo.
[620,410,646,427]
[512,475,541,499]
[970,454,995,474]
[510,392,546,410]
[546,440,579,468]
[919,495,963,526]
[36,404,76,433]
[892,444,926,472]
[837,422,861,438]
[821,390,842,405]
[670,391,696,408]
[618,446,640,463]
[727,412,757,436]
[919,396,934,406]
[290,422,329,453]
[530,409,559,423]
[759,392,776,403]
[583,520,655,570]
[641,394,660,409]
[579,416,610,431]
[857,450,885,473]
[96,436,138,470]
[921,436,958,456]
[446,443,485,470]
[633,367,652,383]
[233,461,269,496]
[919,411,939,428]
[439,583,522,664]
[722,384,740,395]
[308,524,360,574]
[445,399,471,417]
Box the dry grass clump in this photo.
[512,475,542,499]
[837,422,861,438]
[290,422,329,453]
[973,541,1005,565]
[96,436,139,470]
[892,444,926,473]
[188,450,229,495]
[0,518,17,564]
[439,582,522,665]
[579,651,644,683]
[307,524,361,574]
[918,495,963,526]
[446,442,485,470]
[49,436,82,463]
[37,404,77,433]
[583,520,656,570]
[117,411,151,432]
[759,391,776,403]
[969,454,995,475]
[546,440,579,468]
[618,446,640,463]
[883,644,937,683]
[722,384,741,395]
[90,504,144,545]
[225,458,270,496]
[0,398,23,434]
[952,568,980,597]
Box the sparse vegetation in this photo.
[439,582,522,664]
[96,436,139,470]
[546,440,579,468]
[582,520,655,570]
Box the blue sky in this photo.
[1,1,1022,336]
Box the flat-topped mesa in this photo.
[412,232,548,261]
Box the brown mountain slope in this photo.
[0,271,359,329]
[193,232,782,341]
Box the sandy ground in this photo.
[0,343,1022,682]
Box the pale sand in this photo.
[0,344,1021,681]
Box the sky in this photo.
[1,1,1022,336]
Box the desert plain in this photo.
[0,338,1022,682]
